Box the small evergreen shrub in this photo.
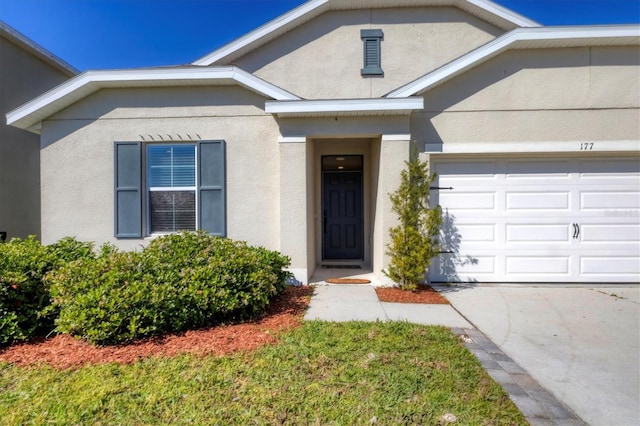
[47,231,292,345]
[0,236,94,345]
[385,148,443,290]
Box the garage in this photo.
[429,156,640,283]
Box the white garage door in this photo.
[430,156,640,283]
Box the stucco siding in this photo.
[415,109,640,145]
[590,46,640,109]
[0,34,72,240]
[232,7,502,99]
[415,46,640,148]
[40,86,282,252]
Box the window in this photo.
[114,140,226,239]
[147,145,197,233]
[361,29,383,76]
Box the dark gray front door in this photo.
[322,171,363,260]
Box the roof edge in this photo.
[6,66,300,133]
[192,0,539,67]
[387,24,640,98]
[193,0,328,66]
[0,20,78,76]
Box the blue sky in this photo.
[1,0,639,71]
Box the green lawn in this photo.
[0,322,526,425]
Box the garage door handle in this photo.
[572,223,580,239]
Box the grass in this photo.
[0,322,527,425]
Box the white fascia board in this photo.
[387,25,640,98]
[7,66,299,131]
[192,0,329,66]
[265,97,424,115]
[465,0,539,28]
[230,68,300,100]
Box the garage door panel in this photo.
[506,192,570,211]
[431,255,494,282]
[455,224,496,242]
[581,191,640,210]
[506,256,570,275]
[579,159,640,176]
[581,224,640,243]
[507,224,570,242]
[439,192,495,210]
[435,161,497,177]
[505,160,571,178]
[581,257,640,275]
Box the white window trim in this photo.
[145,143,198,236]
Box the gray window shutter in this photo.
[114,142,142,238]
[361,29,383,76]
[198,140,226,236]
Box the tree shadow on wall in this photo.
[436,209,478,284]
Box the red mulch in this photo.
[0,286,313,370]
[375,284,449,304]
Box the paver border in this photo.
[450,327,587,426]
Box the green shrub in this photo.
[385,148,443,290]
[48,231,292,345]
[0,236,95,345]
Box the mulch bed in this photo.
[0,284,448,370]
[375,284,449,304]
[0,286,313,370]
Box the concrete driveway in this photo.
[441,285,640,426]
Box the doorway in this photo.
[322,155,364,260]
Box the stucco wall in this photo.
[40,86,282,252]
[414,46,640,147]
[0,35,72,239]
[232,7,502,99]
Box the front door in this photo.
[322,156,363,260]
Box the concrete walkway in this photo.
[304,284,471,328]
[304,283,587,425]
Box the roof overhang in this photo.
[6,66,300,133]
[265,97,424,117]
[0,21,78,76]
[387,25,640,98]
[192,0,539,66]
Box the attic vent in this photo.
[361,29,383,76]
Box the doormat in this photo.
[321,265,361,269]
[325,278,371,284]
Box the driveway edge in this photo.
[450,327,587,426]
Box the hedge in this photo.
[47,231,291,345]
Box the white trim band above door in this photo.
[425,140,640,154]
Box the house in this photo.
[6,0,640,284]
[0,21,77,240]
